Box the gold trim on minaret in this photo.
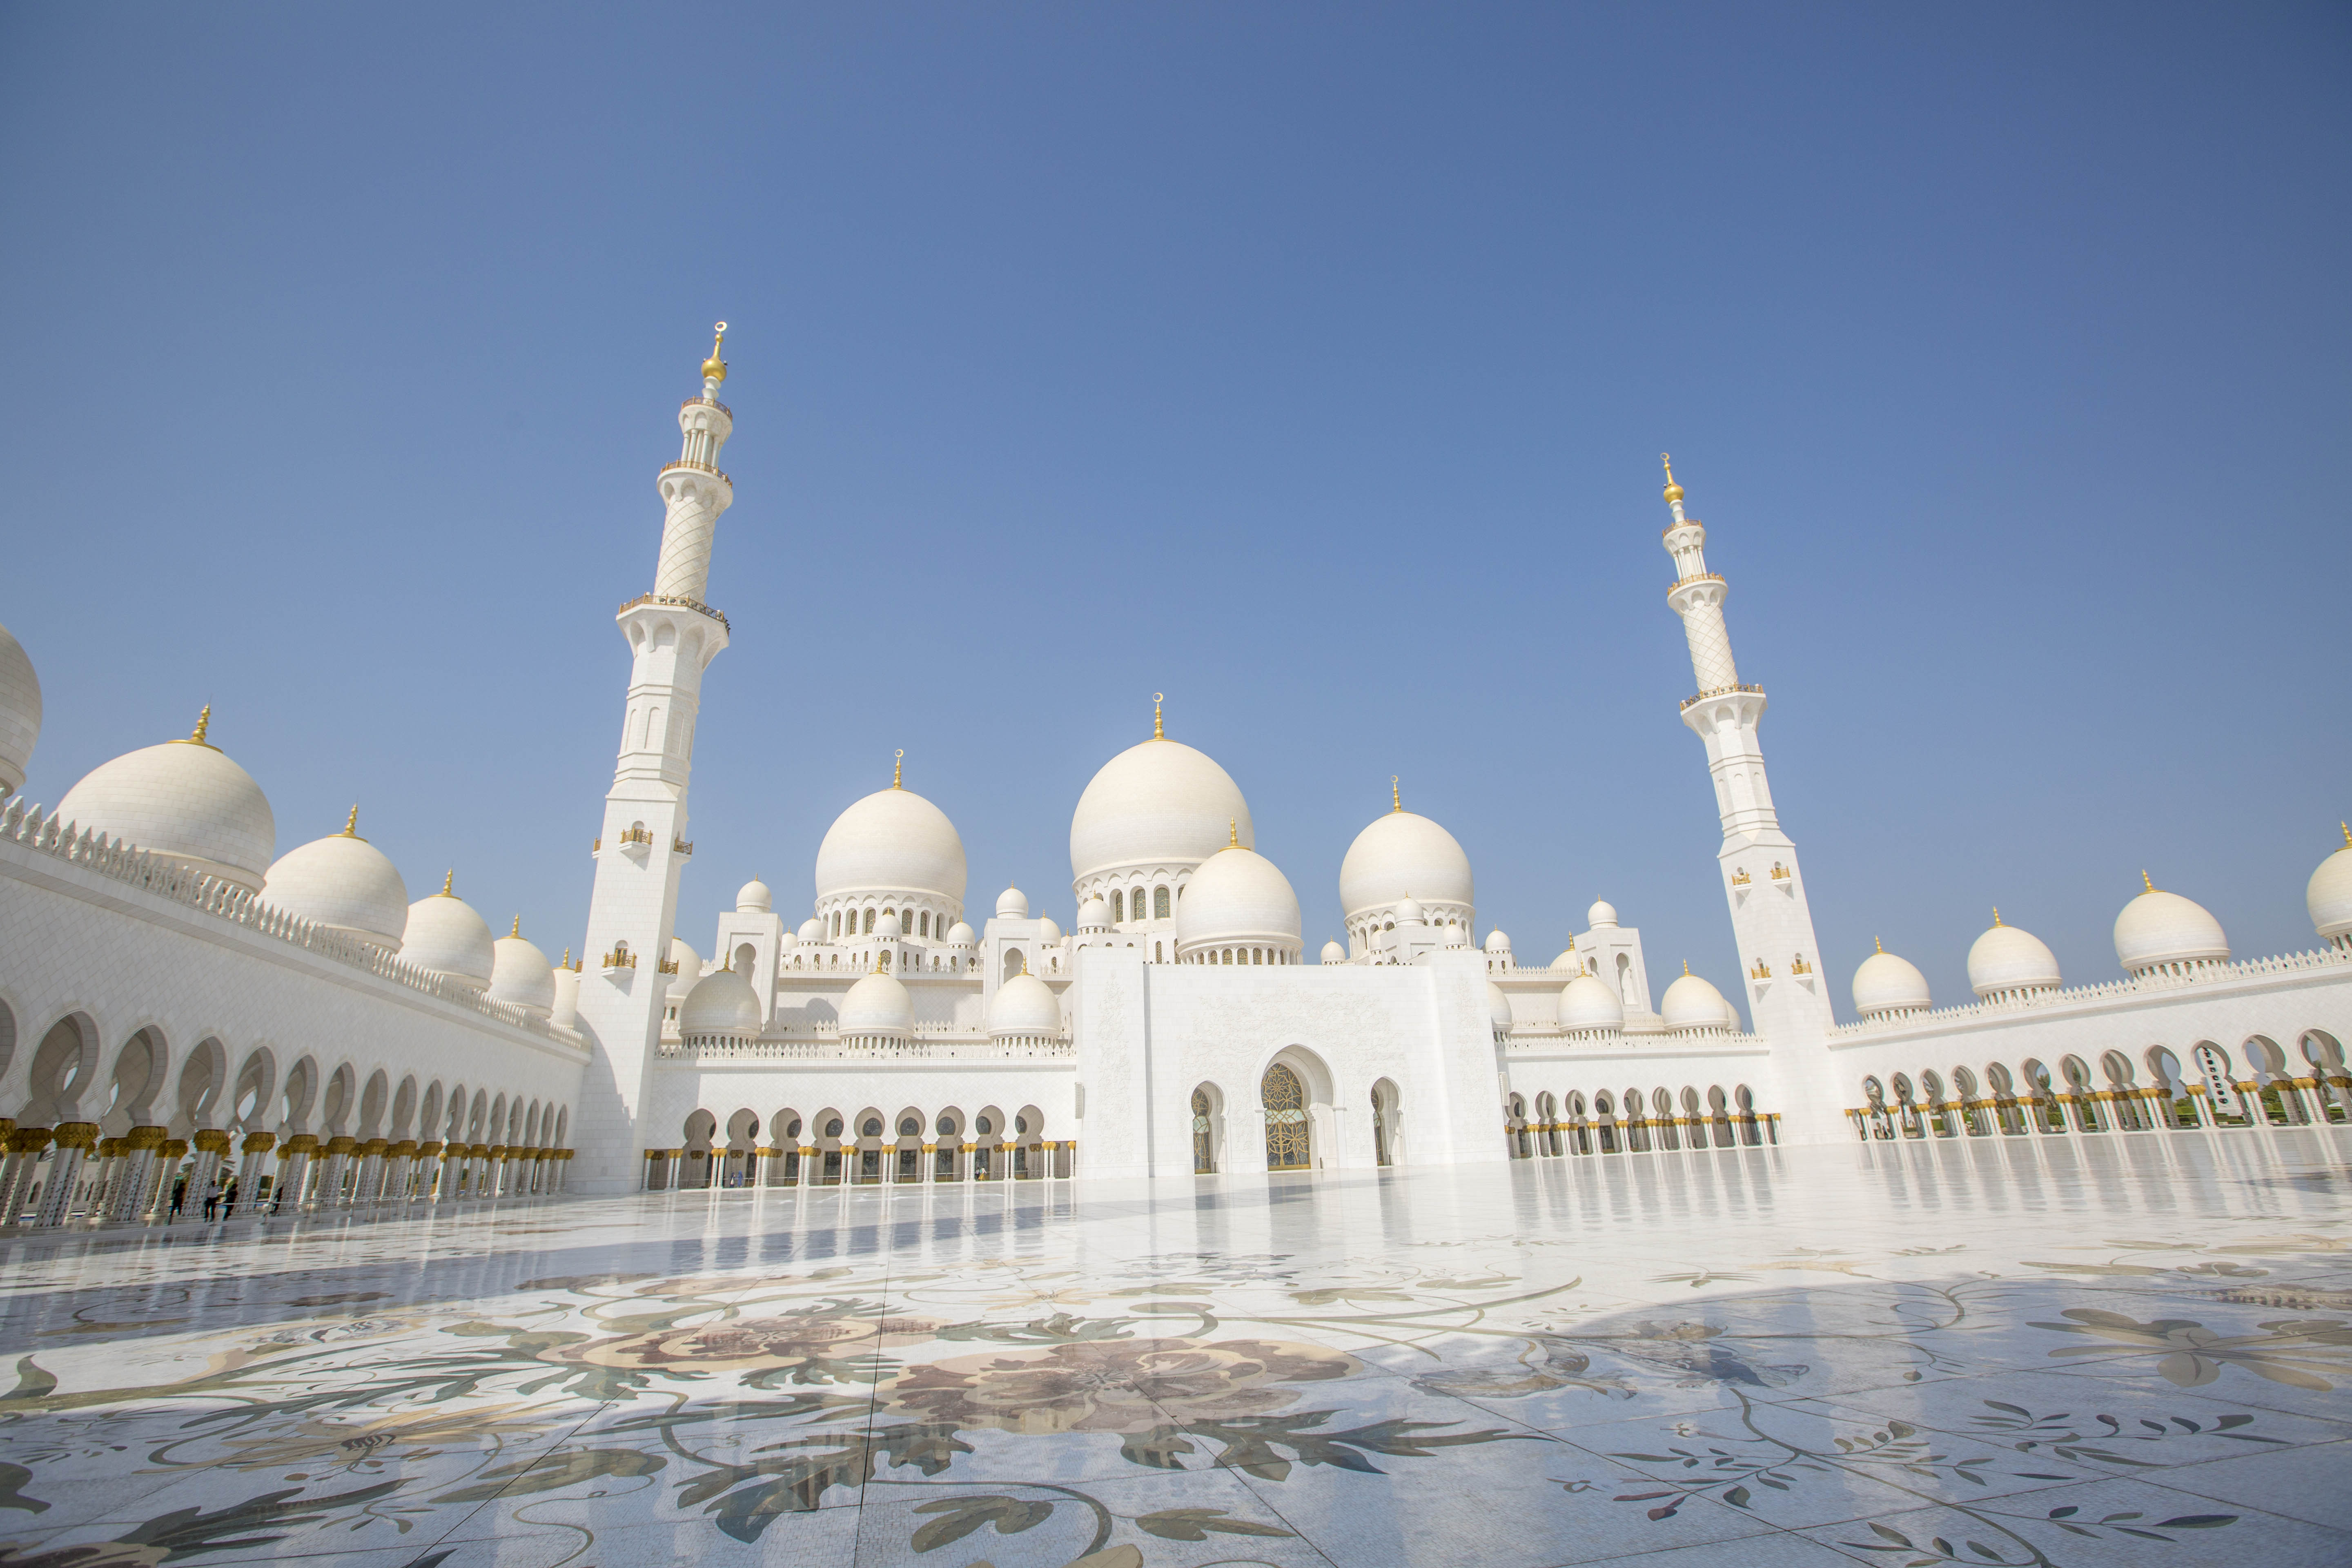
[701,321,728,383]
[1661,452,1684,504]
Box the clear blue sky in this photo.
[3,4,2347,1010]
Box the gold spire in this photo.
[893,748,904,789]
[338,805,361,839]
[700,321,728,383]
[1682,960,1690,976]
[1228,817,1239,848]
[1019,950,1030,977]
[1874,935,1884,953]
[1661,452,1684,505]
[2141,869,2156,893]
[510,915,522,938]
[1992,906,2002,927]
[1152,692,1165,740]
[2343,822,2352,848]
[1391,775,1402,813]
[561,946,572,969]
[174,704,216,748]
[440,870,454,897]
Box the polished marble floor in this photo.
[2,1130,2350,1568]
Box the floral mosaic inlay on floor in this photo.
[2,1131,2349,1568]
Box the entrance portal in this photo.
[1262,1063,1310,1169]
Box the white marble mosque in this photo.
[0,329,2349,1232]
[2,333,2350,1568]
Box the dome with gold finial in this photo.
[2114,873,2229,976]
[489,917,556,1016]
[55,706,277,890]
[2308,825,2352,947]
[400,872,496,985]
[261,806,410,949]
[1967,909,2062,998]
[1851,938,1932,1018]
[1069,696,1254,892]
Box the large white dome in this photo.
[1967,918,2061,997]
[550,963,580,1029]
[1339,808,1473,921]
[488,923,556,1016]
[678,964,761,1035]
[2114,882,2229,973]
[1174,843,1301,955]
[55,715,276,890]
[1661,970,1730,1031]
[2310,833,2352,942]
[1851,947,1931,1017]
[0,619,39,797]
[1557,973,1625,1032]
[261,815,409,949]
[988,969,1061,1038]
[402,881,495,985]
[839,969,914,1038]
[1070,736,1253,888]
[815,787,967,907]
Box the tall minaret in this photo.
[568,326,738,1194]
[1659,455,1835,1050]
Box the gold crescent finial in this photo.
[1152,693,1165,740]
[441,870,454,897]
[1661,452,1685,504]
[1391,775,1401,813]
[339,805,361,838]
[893,748,904,789]
[701,321,728,383]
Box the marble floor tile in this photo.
[2,1133,2348,1568]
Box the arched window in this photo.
[830,911,840,938]
[1111,890,1125,923]
[863,908,875,935]
[1155,886,1171,919]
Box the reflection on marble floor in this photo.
[1,1132,2350,1568]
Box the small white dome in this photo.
[1967,918,2061,997]
[1587,900,1619,929]
[875,911,903,940]
[1394,896,1426,925]
[1557,973,1625,1031]
[1038,916,1063,944]
[1174,843,1301,955]
[988,969,1061,1038]
[1078,895,1111,930]
[1483,929,1512,954]
[678,964,761,1035]
[488,924,556,1016]
[797,917,825,943]
[839,969,913,1038]
[736,877,773,913]
[1339,808,1473,922]
[55,719,276,890]
[1851,948,1932,1016]
[814,787,967,907]
[550,963,580,1029]
[945,920,976,945]
[0,619,40,797]
[1070,735,1253,887]
[2114,882,2229,973]
[1486,982,1515,1033]
[668,936,703,994]
[1550,948,1580,971]
[261,817,409,948]
[1661,971,1730,1031]
[2309,836,2352,941]
[1320,939,1347,964]
[996,886,1030,919]
[402,882,496,985]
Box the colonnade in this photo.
[644,1136,1075,1190]
[0,1115,575,1227]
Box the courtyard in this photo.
[0,1131,2347,1568]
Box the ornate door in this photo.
[1191,1090,1214,1174]
[1262,1064,1310,1169]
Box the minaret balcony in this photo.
[679,396,733,419]
[660,458,731,483]
[616,592,730,633]
[1679,682,1766,712]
